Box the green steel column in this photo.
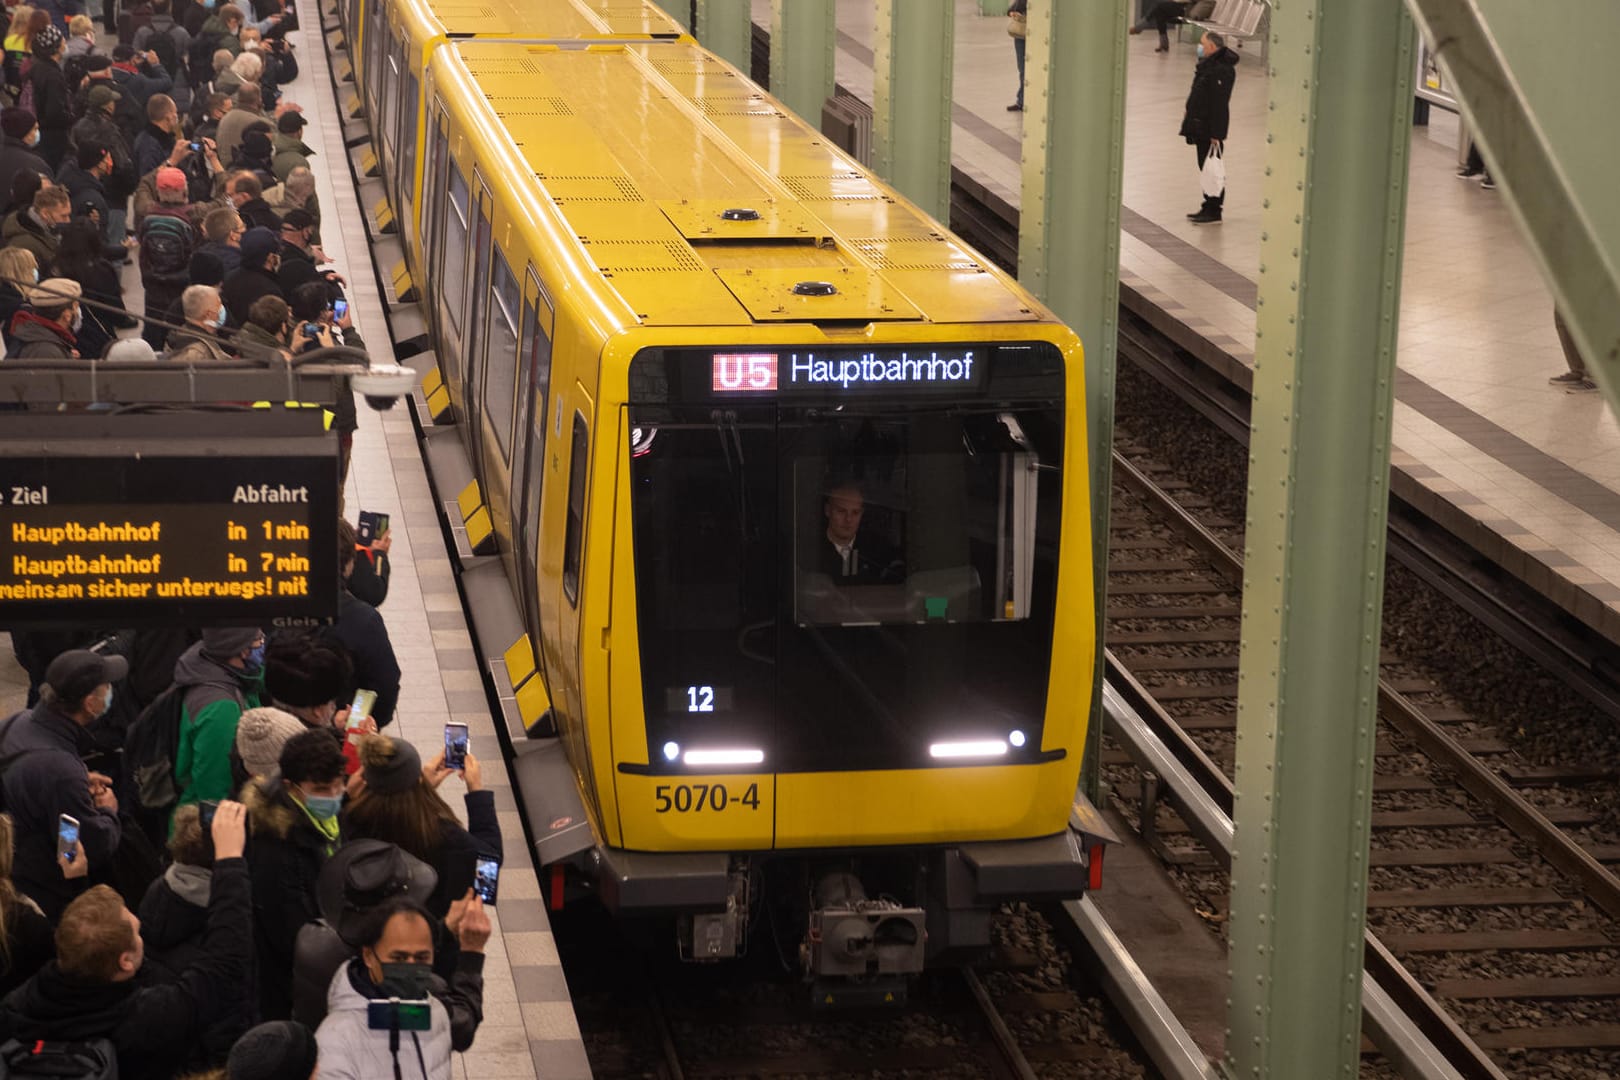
[1018,0,1130,803]
[695,0,751,74]
[872,1,954,222]
[770,0,835,127]
[1224,1,1416,1077]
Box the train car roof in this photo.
[391,0,685,43]
[439,39,1044,328]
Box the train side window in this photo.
[399,68,420,224]
[365,0,385,120]
[421,109,446,267]
[441,162,469,331]
[481,247,520,462]
[517,275,553,545]
[563,413,588,606]
[381,41,401,162]
[464,193,492,409]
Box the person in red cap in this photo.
[0,649,127,919]
[137,163,201,346]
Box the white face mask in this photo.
[71,305,84,333]
[26,128,41,147]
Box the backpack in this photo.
[124,682,187,814]
[0,1037,118,1080]
[144,27,179,83]
[138,212,195,283]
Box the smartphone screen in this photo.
[350,688,377,723]
[333,299,349,321]
[57,814,80,861]
[473,856,500,905]
[199,800,219,830]
[444,722,469,770]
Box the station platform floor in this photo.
[764,0,1620,646]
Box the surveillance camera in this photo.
[351,362,417,407]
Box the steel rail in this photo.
[960,967,1041,1080]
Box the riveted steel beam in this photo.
[695,0,751,74]
[871,0,954,222]
[769,0,835,128]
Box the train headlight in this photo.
[1008,729,1027,748]
[662,741,681,762]
[928,739,1009,760]
[682,747,764,767]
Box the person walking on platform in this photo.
[1549,307,1597,393]
[1179,30,1238,225]
[1005,0,1026,112]
[1129,1,1189,53]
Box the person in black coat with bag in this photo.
[27,27,73,170]
[1179,30,1238,224]
[51,216,135,358]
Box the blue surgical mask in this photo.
[1196,44,1206,58]
[300,790,342,820]
[242,643,265,673]
[215,307,229,328]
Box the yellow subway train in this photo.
[333,0,1104,991]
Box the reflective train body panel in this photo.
[337,0,1101,973]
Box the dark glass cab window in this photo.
[626,343,1066,775]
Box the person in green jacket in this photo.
[173,626,265,811]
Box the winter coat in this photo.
[54,158,113,238]
[28,54,70,169]
[5,309,78,360]
[132,15,191,76]
[0,281,26,353]
[69,108,138,201]
[195,238,243,275]
[213,104,266,165]
[291,917,470,1033]
[220,262,284,325]
[65,34,98,58]
[0,857,253,1080]
[232,319,287,360]
[111,62,173,114]
[0,898,55,1001]
[1180,46,1239,144]
[315,961,462,1080]
[0,135,51,215]
[166,322,235,360]
[235,194,281,232]
[132,122,177,182]
[200,12,241,55]
[137,863,257,1063]
[346,547,389,606]
[327,590,401,729]
[53,255,132,359]
[270,131,311,183]
[242,774,341,1020]
[172,640,263,808]
[0,209,60,267]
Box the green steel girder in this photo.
[1017,1,1130,803]
[695,0,752,74]
[1403,0,1620,422]
[1224,1,1417,1077]
[872,1,954,222]
[769,0,836,129]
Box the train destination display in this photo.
[0,452,339,627]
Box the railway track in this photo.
[564,902,1164,1079]
[1104,442,1620,1079]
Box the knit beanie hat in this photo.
[236,707,307,779]
[202,625,261,660]
[1,107,35,140]
[227,1020,319,1080]
[32,25,63,58]
[359,734,422,796]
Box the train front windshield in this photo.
[627,343,1065,774]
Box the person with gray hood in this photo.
[172,625,265,812]
[137,802,258,1068]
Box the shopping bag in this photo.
[1200,144,1226,198]
[1007,12,1027,38]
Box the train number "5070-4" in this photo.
[653,782,761,813]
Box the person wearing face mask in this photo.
[1,183,70,267]
[315,896,490,1079]
[51,216,135,358]
[27,25,70,170]
[170,626,266,812]
[0,108,51,215]
[0,244,40,353]
[220,223,283,324]
[243,727,347,1020]
[1179,30,1238,225]
[0,649,127,920]
[7,274,81,358]
[166,281,236,359]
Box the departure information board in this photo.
[0,451,339,627]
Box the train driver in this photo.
[813,482,902,586]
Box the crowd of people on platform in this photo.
[1,19,511,1076]
[0,505,504,1078]
[2,0,368,487]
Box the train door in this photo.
[419,102,448,311]
[511,267,554,650]
[476,241,521,568]
[554,406,600,811]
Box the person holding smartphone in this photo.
[0,649,127,921]
[289,281,361,494]
[344,735,501,920]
